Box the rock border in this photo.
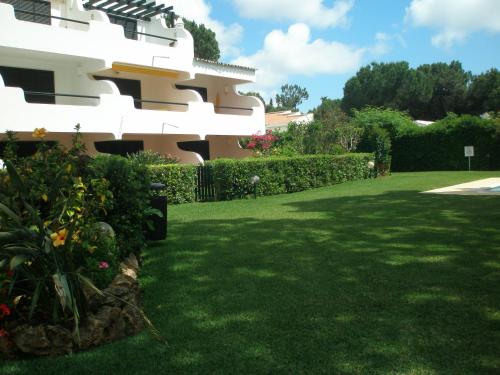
[0,254,144,358]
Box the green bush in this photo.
[206,154,374,200]
[88,155,151,259]
[128,150,179,165]
[147,164,197,204]
[357,126,392,176]
[0,132,120,334]
[392,115,500,171]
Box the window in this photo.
[0,0,51,25]
[175,85,208,102]
[0,66,55,104]
[94,76,142,109]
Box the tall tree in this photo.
[275,84,309,111]
[342,62,411,114]
[313,97,343,122]
[183,19,220,61]
[416,61,471,119]
[466,68,500,115]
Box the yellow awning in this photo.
[112,63,179,79]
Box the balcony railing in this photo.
[22,91,253,114]
[1,0,177,42]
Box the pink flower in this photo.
[98,261,109,270]
[0,304,11,318]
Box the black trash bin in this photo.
[146,183,167,241]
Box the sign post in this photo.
[464,146,474,171]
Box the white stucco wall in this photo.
[0,0,265,162]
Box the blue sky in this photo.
[168,0,500,111]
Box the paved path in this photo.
[424,178,500,195]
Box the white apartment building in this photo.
[0,0,264,163]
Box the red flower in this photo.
[6,271,14,278]
[0,328,8,337]
[0,304,11,318]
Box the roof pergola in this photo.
[83,0,175,22]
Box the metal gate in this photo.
[196,165,215,201]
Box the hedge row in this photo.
[206,153,374,200]
[147,164,197,204]
[392,115,500,171]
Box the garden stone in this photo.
[78,315,109,349]
[12,324,73,356]
[121,253,139,280]
[95,306,126,342]
[0,335,14,358]
[122,304,145,335]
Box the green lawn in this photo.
[2,171,500,374]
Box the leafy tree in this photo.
[416,61,471,119]
[467,68,500,115]
[341,60,472,120]
[395,69,433,120]
[183,18,220,61]
[342,62,411,114]
[266,98,276,112]
[275,84,309,111]
[313,97,343,122]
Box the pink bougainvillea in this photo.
[244,130,278,155]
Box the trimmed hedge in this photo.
[206,153,374,200]
[147,164,197,204]
[392,115,500,171]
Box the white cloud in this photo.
[231,23,365,95]
[232,0,354,28]
[165,0,243,57]
[405,0,500,48]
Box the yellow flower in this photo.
[32,128,47,139]
[99,194,106,204]
[41,194,48,202]
[50,228,68,248]
[66,164,73,174]
[87,246,97,254]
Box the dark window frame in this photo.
[0,65,55,104]
[0,0,51,25]
[93,75,142,109]
[175,85,208,102]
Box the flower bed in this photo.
[0,128,153,358]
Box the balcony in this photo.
[0,0,193,71]
[0,70,264,140]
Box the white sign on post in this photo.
[464,146,474,157]
[465,146,474,171]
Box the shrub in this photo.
[206,153,373,200]
[128,150,179,165]
[87,155,151,259]
[357,126,392,176]
[352,107,417,139]
[147,164,197,204]
[0,131,119,334]
[392,115,500,171]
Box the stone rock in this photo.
[0,335,15,359]
[11,324,73,356]
[120,254,139,280]
[96,306,126,342]
[96,221,115,238]
[77,315,106,350]
[122,304,145,335]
